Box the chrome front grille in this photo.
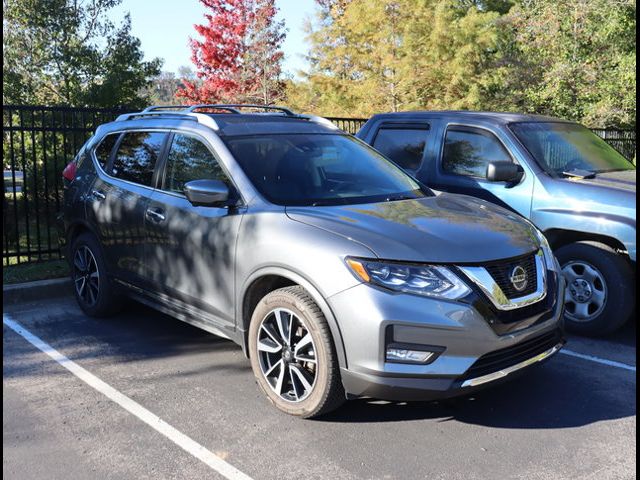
[485,253,538,299]
[458,250,547,311]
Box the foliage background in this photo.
[285,0,636,129]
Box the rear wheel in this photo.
[556,241,634,336]
[248,286,345,418]
[70,233,123,317]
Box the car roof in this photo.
[206,114,340,136]
[365,110,573,125]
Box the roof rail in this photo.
[113,106,339,132]
[186,104,295,115]
[297,114,340,130]
[141,105,190,112]
[114,111,219,130]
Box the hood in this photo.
[562,169,636,193]
[286,194,539,264]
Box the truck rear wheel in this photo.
[556,241,634,336]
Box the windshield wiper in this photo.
[561,169,597,179]
[385,194,417,202]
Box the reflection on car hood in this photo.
[286,194,540,264]
[566,169,636,193]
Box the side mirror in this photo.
[486,161,524,183]
[184,179,229,206]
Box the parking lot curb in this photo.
[3,277,72,305]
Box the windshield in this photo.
[510,122,634,175]
[224,134,428,206]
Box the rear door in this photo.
[370,123,432,175]
[144,131,244,331]
[87,130,169,286]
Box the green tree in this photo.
[3,0,161,108]
[506,0,636,128]
[287,0,520,116]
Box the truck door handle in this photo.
[145,208,166,222]
[91,190,106,201]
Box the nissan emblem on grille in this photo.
[510,265,528,292]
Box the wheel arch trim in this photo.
[239,266,348,369]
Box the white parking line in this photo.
[560,349,636,372]
[3,314,254,480]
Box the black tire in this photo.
[70,232,123,317]
[556,241,634,336]
[248,286,345,418]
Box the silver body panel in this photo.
[63,112,565,401]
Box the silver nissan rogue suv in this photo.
[61,105,565,418]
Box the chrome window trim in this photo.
[458,250,547,311]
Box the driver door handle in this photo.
[91,190,106,201]
[145,208,166,223]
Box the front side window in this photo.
[111,131,166,186]
[510,122,634,175]
[163,134,227,194]
[94,133,119,169]
[442,127,512,178]
[372,127,430,171]
[224,134,429,206]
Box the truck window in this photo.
[372,127,430,171]
[442,127,512,178]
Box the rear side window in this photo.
[163,134,227,194]
[442,127,512,178]
[111,131,166,186]
[94,134,119,169]
[372,127,430,171]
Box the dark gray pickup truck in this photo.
[357,111,636,336]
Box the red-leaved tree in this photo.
[177,0,286,105]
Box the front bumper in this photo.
[328,270,565,400]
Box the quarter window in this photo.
[163,134,227,194]
[442,127,512,178]
[94,134,119,169]
[111,132,166,186]
[372,127,430,171]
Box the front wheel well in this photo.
[242,275,298,342]
[543,229,628,257]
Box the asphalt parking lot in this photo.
[3,295,636,480]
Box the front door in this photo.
[145,132,243,331]
[432,125,533,217]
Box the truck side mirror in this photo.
[486,161,524,183]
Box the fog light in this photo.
[386,347,435,364]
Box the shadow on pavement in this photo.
[319,354,636,429]
[4,298,636,431]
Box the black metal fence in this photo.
[591,128,636,161]
[1,104,635,265]
[2,105,130,265]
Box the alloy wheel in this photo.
[562,260,608,323]
[73,245,100,307]
[257,308,317,402]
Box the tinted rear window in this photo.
[94,133,119,169]
[111,132,166,186]
[372,127,430,170]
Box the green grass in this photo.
[3,259,69,284]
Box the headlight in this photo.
[345,257,471,300]
[535,229,559,272]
